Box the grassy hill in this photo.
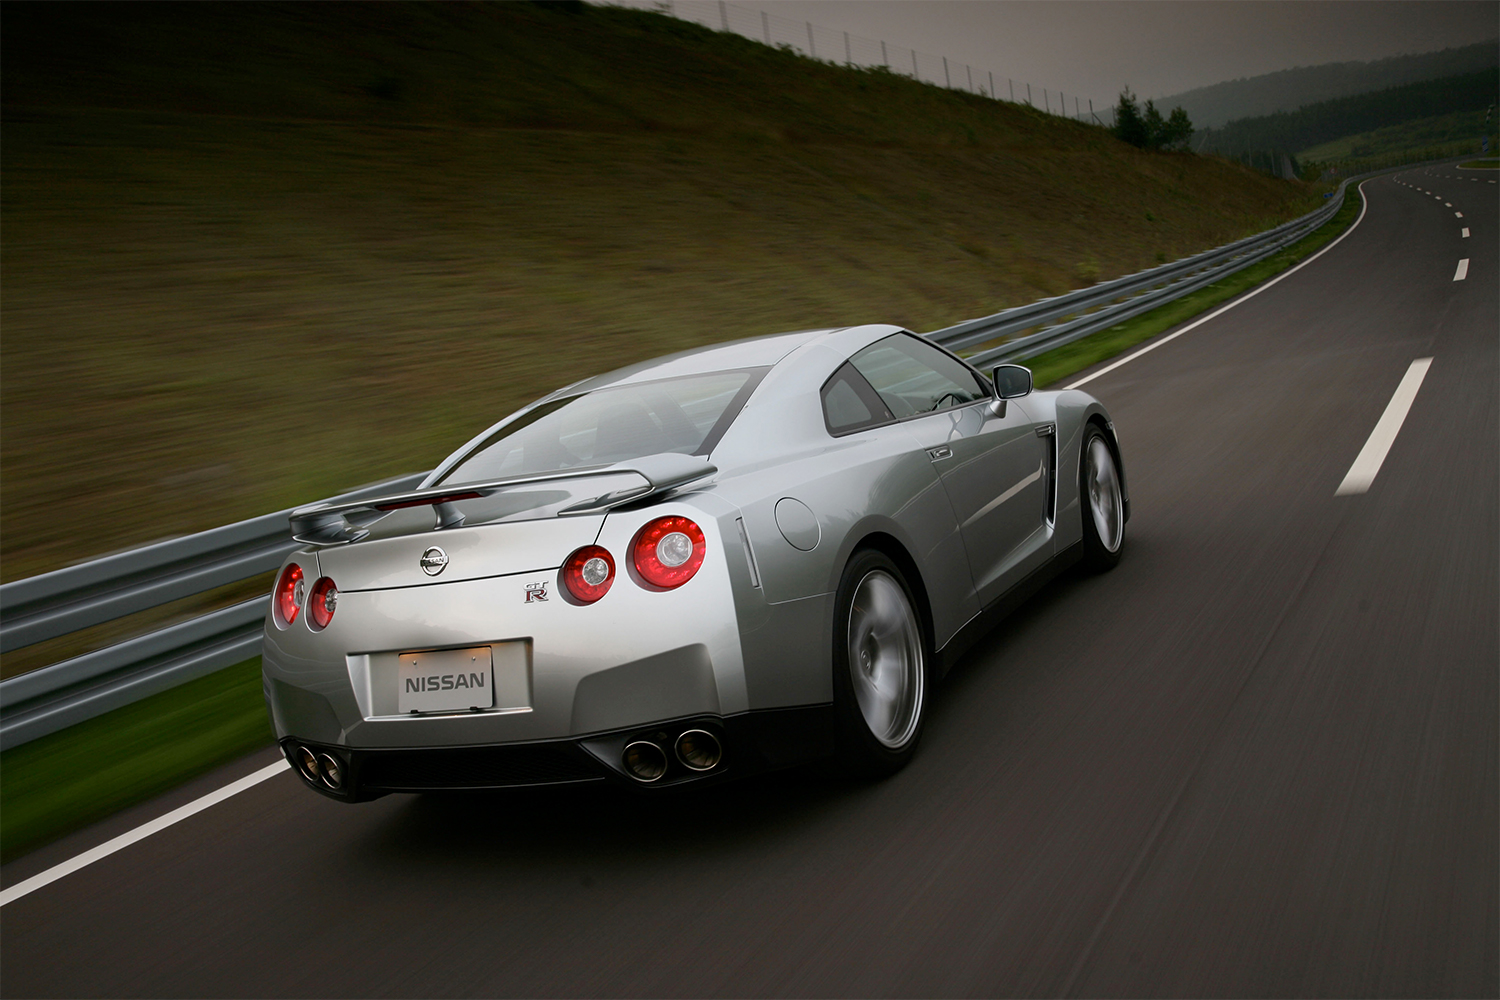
[1,1,1322,589]
[1299,108,1497,167]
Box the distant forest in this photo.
[1155,41,1498,129]
[1199,67,1499,157]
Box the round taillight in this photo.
[274,564,304,627]
[308,577,338,630]
[632,516,706,589]
[562,545,615,603]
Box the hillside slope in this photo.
[1156,41,1498,129]
[1,1,1320,582]
[1202,67,1500,157]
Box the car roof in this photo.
[554,329,841,396]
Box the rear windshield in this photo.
[435,369,761,486]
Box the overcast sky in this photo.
[628,1,1498,104]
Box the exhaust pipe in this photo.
[290,744,346,790]
[316,752,345,790]
[622,741,668,782]
[675,729,722,771]
[294,745,321,784]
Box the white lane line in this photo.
[1444,202,1452,207]
[1336,358,1433,496]
[1454,258,1470,281]
[1455,211,1464,218]
[0,760,290,907]
[1067,179,1372,390]
[1462,228,1470,238]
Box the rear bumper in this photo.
[280,704,836,801]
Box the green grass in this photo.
[1459,158,1499,169]
[1297,108,1496,163]
[0,658,273,864]
[1025,180,1365,387]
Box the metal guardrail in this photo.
[0,474,425,749]
[0,167,1392,750]
[926,176,1356,366]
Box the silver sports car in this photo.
[263,325,1127,798]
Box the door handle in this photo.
[927,446,953,461]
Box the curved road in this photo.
[4,168,1496,998]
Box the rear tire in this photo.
[831,549,928,776]
[1079,426,1125,572]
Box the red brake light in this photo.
[563,546,615,603]
[632,516,706,589]
[275,563,304,627]
[308,577,338,630]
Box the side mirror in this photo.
[992,364,1033,399]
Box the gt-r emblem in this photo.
[419,546,449,576]
[525,582,548,603]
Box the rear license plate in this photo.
[398,646,495,714]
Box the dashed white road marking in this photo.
[1068,179,1372,390]
[1462,228,1470,238]
[0,760,291,907]
[1336,358,1434,496]
[1456,211,1464,218]
[1455,258,1470,281]
[1445,202,1452,207]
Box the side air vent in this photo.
[1042,431,1058,526]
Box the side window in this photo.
[849,334,988,418]
[821,363,894,435]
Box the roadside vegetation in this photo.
[0,657,271,864]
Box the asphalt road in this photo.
[3,168,1496,998]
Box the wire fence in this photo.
[654,0,1115,126]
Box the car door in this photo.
[847,333,1052,609]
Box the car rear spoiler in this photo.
[288,453,717,546]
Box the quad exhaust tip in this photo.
[291,744,345,790]
[675,729,722,771]
[622,741,668,782]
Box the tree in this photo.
[1114,88,1194,151]
[1161,107,1194,150]
[1114,88,1150,147]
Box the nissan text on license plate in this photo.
[398,645,495,713]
